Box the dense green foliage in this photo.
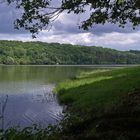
[0,40,140,65]
[1,66,140,140]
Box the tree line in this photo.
[0,40,140,65]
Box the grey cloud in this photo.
[88,23,140,35]
[0,3,27,34]
[52,21,87,35]
[54,12,140,35]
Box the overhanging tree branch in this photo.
[4,0,140,37]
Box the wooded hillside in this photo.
[0,40,140,65]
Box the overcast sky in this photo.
[0,1,140,51]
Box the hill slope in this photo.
[0,40,140,65]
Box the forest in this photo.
[0,40,140,65]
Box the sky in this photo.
[0,1,140,51]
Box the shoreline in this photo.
[0,64,139,67]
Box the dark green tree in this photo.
[5,0,140,37]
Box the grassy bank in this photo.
[55,66,140,139]
[1,66,140,140]
[56,66,140,111]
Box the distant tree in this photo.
[5,0,140,37]
[5,56,15,65]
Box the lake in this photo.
[0,65,107,129]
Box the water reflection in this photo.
[0,85,62,129]
[0,66,94,128]
[0,65,91,83]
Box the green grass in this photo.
[56,66,140,116]
[55,66,140,139]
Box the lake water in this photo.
[0,65,102,129]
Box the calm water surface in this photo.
[0,65,102,129]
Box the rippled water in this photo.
[0,65,96,129]
[0,85,63,129]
